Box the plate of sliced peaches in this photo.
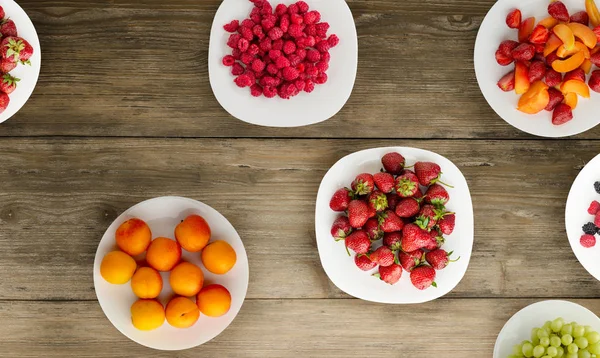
[475,0,600,137]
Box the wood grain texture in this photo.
[0,138,598,300]
[0,0,590,138]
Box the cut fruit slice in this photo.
[519,17,536,42]
[539,16,559,29]
[564,92,578,109]
[560,79,591,98]
[515,61,530,95]
[553,23,576,51]
[586,0,600,27]
[517,81,550,114]
[552,51,586,72]
[581,59,593,73]
[497,71,515,92]
[567,22,598,49]
[544,33,563,57]
[557,41,591,59]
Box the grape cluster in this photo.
[508,318,600,358]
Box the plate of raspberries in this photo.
[566,153,600,281]
[314,147,474,304]
[0,1,40,124]
[208,0,357,127]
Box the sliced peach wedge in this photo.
[515,61,530,95]
[567,22,598,49]
[544,34,563,57]
[564,92,579,109]
[560,79,591,98]
[586,0,600,28]
[553,24,576,51]
[557,41,591,59]
[517,81,550,114]
[519,17,536,43]
[539,16,559,29]
[552,51,586,72]
[582,59,593,73]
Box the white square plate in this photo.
[315,147,474,304]
[208,0,357,127]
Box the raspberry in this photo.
[288,3,299,14]
[306,49,321,62]
[251,59,266,72]
[304,11,321,25]
[288,54,302,66]
[283,67,300,81]
[296,1,309,14]
[231,48,242,59]
[238,38,250,52]
[269,49,282,60]
[260,2,273,15]
[262,17,276,31]
[234,74,253,88]
[315,60,329,72]
[250,84,263,97]
[288,23,304,38]
[241,52,254,65]
[279,15,290,33]
[272,39,284,51]
[275,4,288,16]
[252,25,264,39]
[227,33,242,48]
[306,64,319,77]
[241,19,255,29]
[315,72,328,84]
[263,86,277,98]
[328,34,339,48]
[231,63,244,76]
[315,40,331,53]
[276,56,291,69]
[261,76,278,87]
[294,79,306,91]
[291,13,304,25]
[581,234,597,248]
[283,40,296,55]
[247,43,260,56]
[244,70,256,83]
[266,63,278,75]
[268,27,284,40]
[305,24,317,36]
[251,14,261,24]
[240,26,254,41]
[259,38,272,52]
[305,35,316,47]
[321,51,331,63]
[304,79,315,93]
[296,48,306,60]
[316,22,330,34]
[224,20,239,33]
[222,55,236,66]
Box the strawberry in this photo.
[414,162,451,187]
[373,172,395,193]
[378,210,404,233]
[581,234,596,248]
[383,232,402,251]
[495,49,513,66]
[0,58,16,73]
[424,230,444,251]
[546,51,560,67]
[410,265,436,290]
[506,9,522,29]
[401,223,430,252]
[386,193,400,211]
[529,25,549,44]
[374,264,402,285]
[329,188,353,211]
[351,173,375,195]
[0,19,17,38]
[355,254,377,271]
[545,68,562,87]
[594,26,600,43]
[1,37,33,63]
[395,197,421,218]
[413,187,424,199]
[399,249,424,272]
[425,249,459,270]
[564,68,586,83]
[367,205,377,219]
[595,212,600,227]
[571,11,590,25]
[348,200,370,228]
[437,213,456,235]
[344,231,371,255]
[331,216,352,241]
[381,152,405,175]
[511,43,535,61]
[552,103,573,126]
[545,88,564,111]
[395,172,419,198]
[416,204,439,230]
[548,1,570,23]
[498,40,519,58]
[368,190,388,212]
[424,184,449,207]
[369,246,395,267]
[0,6,4,19]
[364,217,383,241]
[0,73,18,94]
[497,71,515,92]
[0,92,9,113]
[528,61,546,83]
[588,200,600,215]
[589,70,600,92]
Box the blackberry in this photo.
[582,222,598,235]
[595,181,600,194]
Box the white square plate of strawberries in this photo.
[475,0,600,137]
[0,1,40,124]
[565,153,600,281]
[315,147,474,304]
[208,0,357,127]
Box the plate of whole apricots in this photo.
[93,196,249,350]
[475,0,600,137]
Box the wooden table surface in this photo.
[2,0,600,357]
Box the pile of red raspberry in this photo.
[222,0,339,99]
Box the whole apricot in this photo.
[131,267,163,299]
[201,240,237,275]
[146,237,182,272]
[100,251,136,284]
[130,299,165,331]
[169,262,204,297]
[175,214,211,252]
[196,284,231,317]
[165,296,200,328]
[115,218,152,256]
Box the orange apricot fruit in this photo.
[196,284,232,318]
[552,51,586,73]
[582,59,593,74]
[146,237,182,272]
[561,80,591,98]
[131,267,163,299]
[544,33,563,57]
[115,218,152,256]
[169,262,204,297]
[131,299,165,331]
[165,296,200,328]
[567,22,598,49]
[100,251,137,284]
[519,17,536,43]
[553,24,575,51]
[564,92,579,109]
[515,61,530,95]
[517,81,550,114]
[587,0,600,27]
[201,240,237,275]
[175,214,211,252]
[538,16,558,29]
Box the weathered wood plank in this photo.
[0,0,582,138]
[0,138,598,300]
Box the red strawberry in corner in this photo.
[373,263,402,285]
[425,249,459,270]
[368,190,388,212]
[0,92,10,113]
[416,204,440,230]
[410,265,437,290]
[344,231,371,255]
[399,249,424,272]
[351,173,375,195]
[364,217,383,241]
[401,223,431,252]
[548,1,570,23]
[395,197,421,218]
[0,58,16,73]
[381,152,405,175]
[424,184,449,206]
[0,19,17,38]
[369,246,395,267]
[378,210,404,233]
[330,216,352,241]
[329,188,353,211]
[383,232,402,251]
[373,172,395,193]
[0,73,19,94]
[424,230,444,251]
[414,162,452,187]
[386,193,400,211]
[438,213,456,235]
[354,254,377,271]
[2,37,34,64]
[395,171,419,198]
[506,8,521,29]
[348,200,370,228]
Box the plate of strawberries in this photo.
[315,147,474,304]
[475,0,600,137]
[208,0,357,127]
[0,1,40,124]
[566,153,600,281]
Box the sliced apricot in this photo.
[557,41,591,59]
[567,22,598,49]
[519,17,536,43]
[563,92,579,109]
[517,81,550,114]
[552,51,586,72]
[581,59,593,73]
[586,0,600,27]
[544,34,563,57]
[553,24,576,51]
[560,79,591,98]
[515,61,530,95]
[539,16,559,29]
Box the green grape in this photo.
[541,337,551,347]
[552,336,563,347]
[557,346,565,358]
[553,319,566,333]
[564,325,575,336]
[534,345,547,357]
[570,344,580,354]
[541,356,551,358]
[576,337,590,349]
[547,346,558,357]
[544,321,553,330]
[523,342,534,357]
[540,329,551,338]
[564,335,575,346]
[586,332,600,345]
[586,326,594,334]
[515,344,525,355]
[575,326,587,338]
[579,349,592,358]
[566,354,579,358]
[589,342,600,354]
